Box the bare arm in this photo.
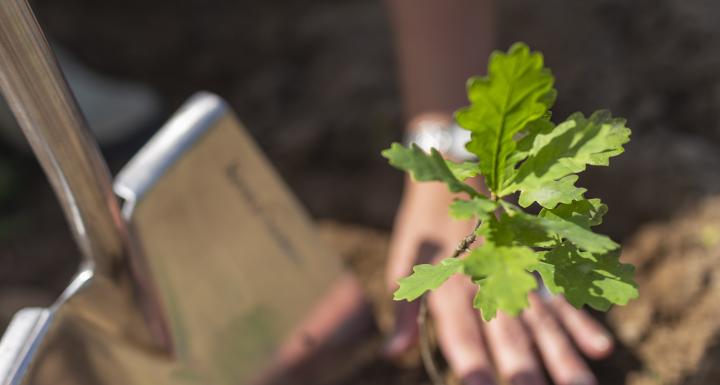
[386,0,495,129]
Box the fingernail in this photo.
[461,370,496,385]
[592,334,612,352]
[509,373,544,385]
[570,373,597,385]
[381,336,400,358]
[382,333,411,359]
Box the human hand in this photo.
[251,273,375,385]
[384,179,614,385]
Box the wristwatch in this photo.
[403,119,475,161]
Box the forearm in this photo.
[386,0,495,131]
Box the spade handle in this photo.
[0,0,127,274]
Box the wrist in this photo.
[406,112,453,133]
[403,114,474,161]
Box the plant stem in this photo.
[418,296,443,385]
[418,218,482,385]
[452,220,482,258]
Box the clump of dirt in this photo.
[318,221,392,329]
[607,196,720,385]
[316,221,428,385]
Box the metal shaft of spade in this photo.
[0,0,171,354]
[0,0,127,275]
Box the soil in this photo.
[608,197,720,385]
[23,0,720,230]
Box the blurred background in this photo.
[1,0,720,384]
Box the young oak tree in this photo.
[382,43,638,321]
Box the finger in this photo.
[429,275,495,385]
[523,294,596,385]
[484,310,545,385]
[549,296,613,359]
[256,274,374,385]
[385,181,454,283]
[385,235,443,357]
[383,219,425,357]
[384,299,420,358]
[276,274,372,357]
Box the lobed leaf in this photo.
[445,160,481,181]
[382,143,479,197]
[481,211,556,249]
[393,258,464,301]
[516,174,586,209]
[531,242,638,310]
[449,196,497,220]
[540,198,608,229]
[506,116,554,169]
[455,43,556,195]
[492,203,618,253]
[503,111,631,208]
[463,244,539,320]
[531,213,618,254]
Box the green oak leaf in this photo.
[384,43,635,320]
[455,42,556,195]
[446,160,480,181]
[535,214,618,254]
[481,211,556,248]
[506,116,554,169]
[540,198,607,229]
[503,110,631,208]
[382,143,478,197]
[531,242,638,310]
[463,244,539,320]
[393,258,464,301]
[495,204,618,253]
[517,174,586,209]
[449,196,497,220]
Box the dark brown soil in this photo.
[608,197,720,385]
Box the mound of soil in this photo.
[609,196,720,385]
